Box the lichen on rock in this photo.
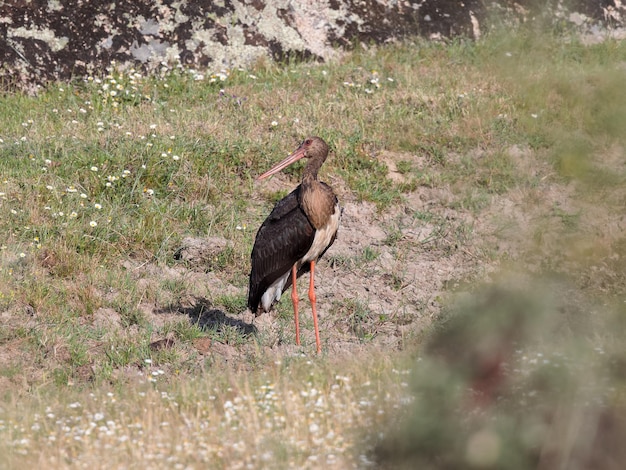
[0,0,624,92]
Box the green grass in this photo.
[1,23,626,468]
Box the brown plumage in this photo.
[248,136,340,353]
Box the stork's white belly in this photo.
[301,202,341,263]
[259,203,341,312]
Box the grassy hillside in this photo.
[1,25,625,468]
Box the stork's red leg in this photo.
[291,264,300,345]
[309,260,322,354]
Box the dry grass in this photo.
[0,352,410,469]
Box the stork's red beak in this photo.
[257,145,307,180]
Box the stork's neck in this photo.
[302,156,324,184]
[300,165,335,230]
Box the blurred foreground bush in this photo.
[375,276,626,469]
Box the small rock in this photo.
[149,338,176,351]
[192,337,212,354]
[174,236,231,269]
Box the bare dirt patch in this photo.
[120,170,487,365]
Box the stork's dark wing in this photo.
[248,186,315,313]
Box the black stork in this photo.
[248,136,340,354]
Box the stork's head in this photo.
[258,136,329,180]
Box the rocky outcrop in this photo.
[1,0,624,92]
